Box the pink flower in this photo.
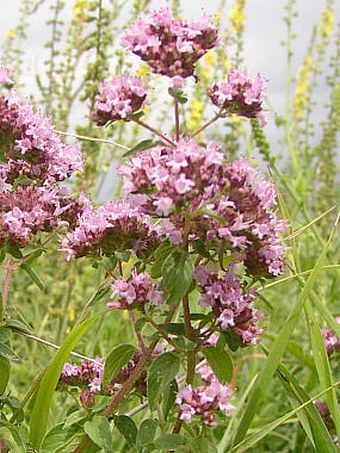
[208,68,268,126]
[122,7,218,79]
[93,75,147,125]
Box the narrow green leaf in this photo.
[136,419,158,446]
[305,298,340,439]
[20,263,45,292]
[114,415,137,447]
[29,316,97,450]
[159,323,186,336]
[102,344,135,388]
[84,416,113,452]
[148,352,180,409]
[231,382,340,452]
[232,217,337,446]
[123,139,164,158]
[0,356,10,394]
[0,342,21,363]
[202,345,233,383]
[63,409,87,429]
[161,249,193,304]
[276,362,337,452]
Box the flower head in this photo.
[93,75,147,126]
[122,7,218,79]
[209,68,267,126]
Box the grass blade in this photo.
[231,214,338,446]
[29,316,97,450]
[231,381,340,452]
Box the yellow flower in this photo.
[292,55,314,121]
[69,308,75,322]
[72,0,88,22]
[6,29,16,41]
[136,63,150,79]
[229,0,246,34]
[318,8,335,38]
[187,99,204,132]
[200,51,215,82]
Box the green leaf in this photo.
[275,361,337,452]
[41,423,80,452]
[162,379,178,421]
[29,316,97,450]
[3,318,33,334]
[84,416,113,452]
[0,356,10,394]
[191,437,217,453]
[5,245,23,259]
[159,323,186,336]
[223,330,240,352]
[151,241,175,279]
[168,87,188,104]
[20,263,45,292]
[0,342,21,363]
[64,409,87,429]
[304,298,340,439]
[202,343,233,383]
[102,344,135,389]
[230,382,340,452]
[114,415,137,447]
[232,217,337,446]
[148,352,180,410]
[136,419,158,446]
[123,139,164,158]
[161,249,194,304]
[0,248,5,264]
[154,434,186,450]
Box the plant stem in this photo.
[55,129,129,150]
[2,258,14,321]
[129,311,148,355]
[174,99,180,141]
[132,119,176,146]
[73,301,180,453]
[191,112,221,138]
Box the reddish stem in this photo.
[2,258,14,321]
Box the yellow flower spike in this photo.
[318,8,335,38]
[72,0,89,22]
[188,99,204,132]
[69,308,75,322]
[6,29,16,41]
[292,54,314,121]
[228,0,246,34]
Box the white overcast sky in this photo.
[0,0,338,192]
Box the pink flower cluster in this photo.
[208,68,267,126]
[122,7,218,79]
[195,266,263,345]
[0,81,84,248]
[60,352,148,404]
[108,268,163,310]
[93,75,147,126]
[322,318,340,356]
[61,358,104,406]
[0,186,82,248]
[0,95,83,184]
[60,199,159,260]
[118,139,286,277]
[176,364,234,426]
